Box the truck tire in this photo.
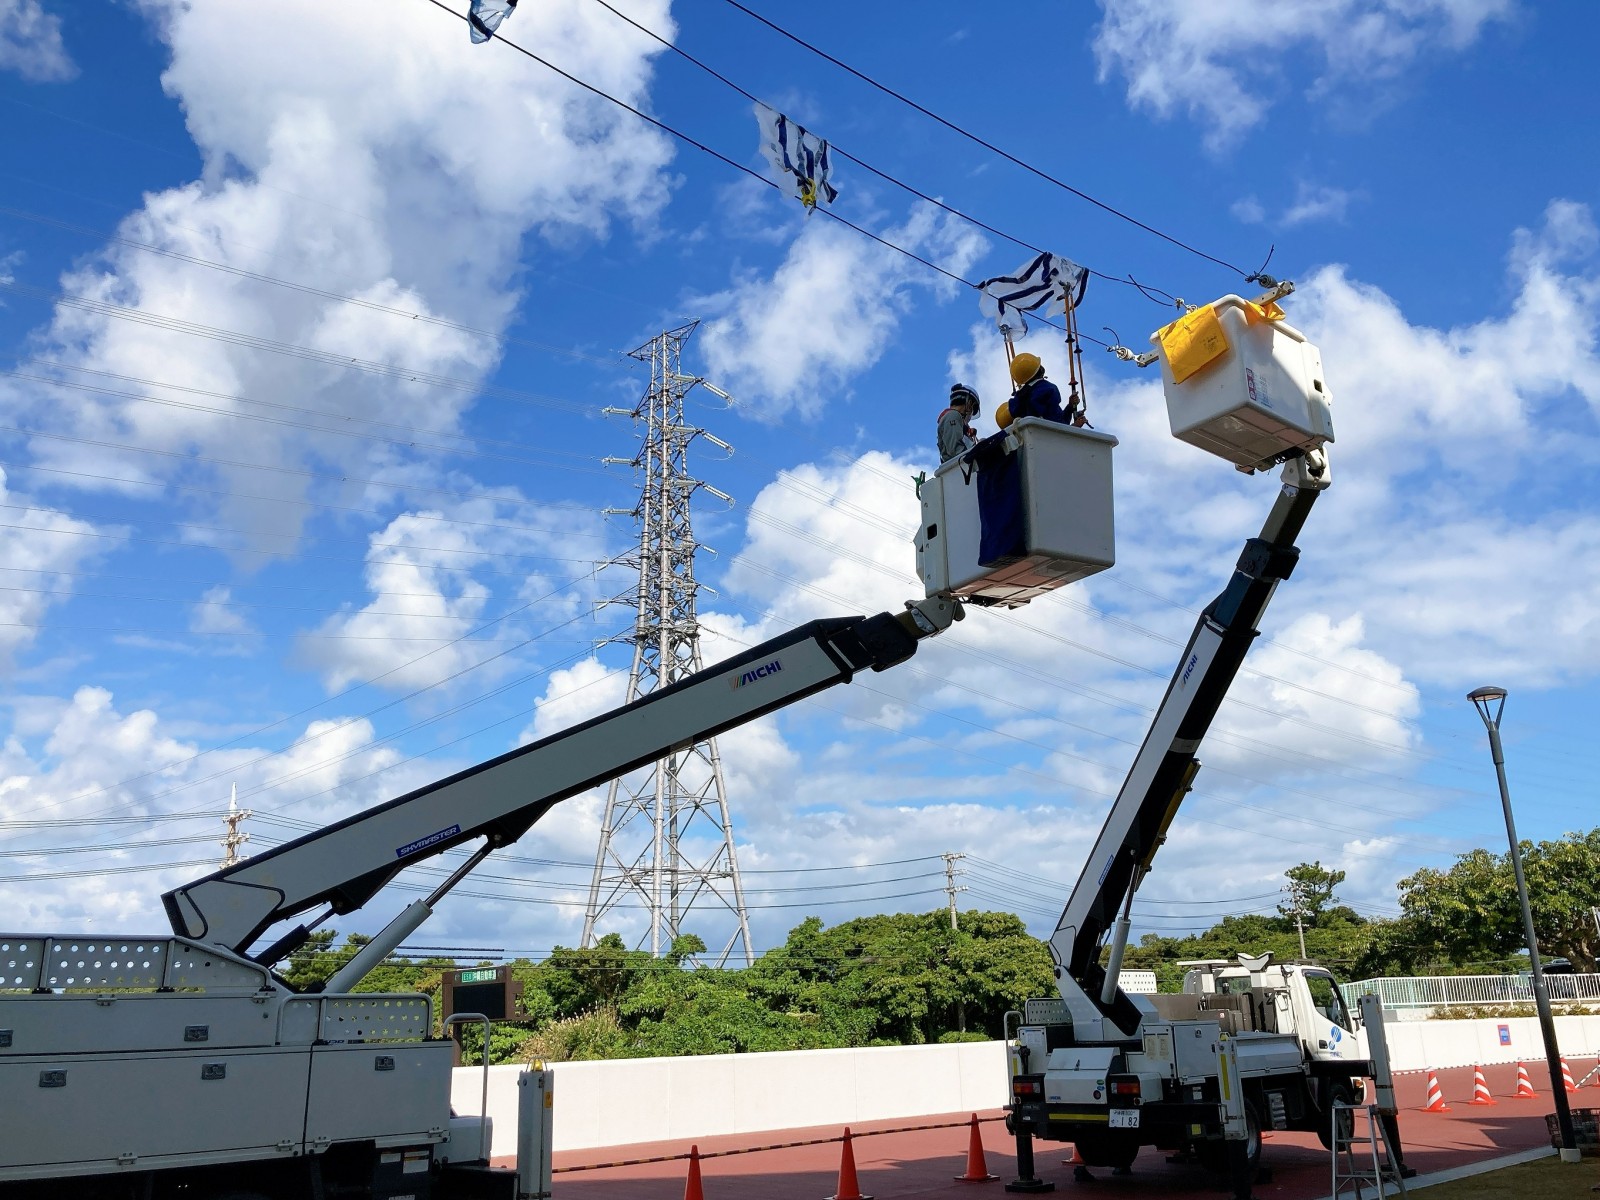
[1318,1081,1355,1151]
[1199,1099,1262,1176]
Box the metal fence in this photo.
[1342,973,1600,1011]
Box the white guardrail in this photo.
[1343,972,1600,1011]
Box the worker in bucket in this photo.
[1006,353,1082,426]
[938,382,981,461]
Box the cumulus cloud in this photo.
[3,0,676,553]
[188,584,257,648]
[303,493,611,693]
[0,466,115,659]
[697,203,987,418]
[0,0,75,82]
[1093,0,1516,146]
[0,686,441,930]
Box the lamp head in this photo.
[1468,685,1507,729]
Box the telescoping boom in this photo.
[164,603,955,963]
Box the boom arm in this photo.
[1047,453,1330,1037]
[164,600,957,959]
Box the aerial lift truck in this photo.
[1002,295,1408,1194]
[0,375,1118,1196]
[1,289,1342,1199]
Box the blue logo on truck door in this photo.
[730,659,782,690]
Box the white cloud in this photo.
[3,0,676,553]
[303,493,610,693]
[188,584,258,649]
[697,203,987,417]
[1093,0,1515,146]
[0,0,75,82]
[0,466,115,659]
[523,657,631,744]
[1236,183,1359,227]
[0,685,447,930]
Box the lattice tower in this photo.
[580,321,753,965]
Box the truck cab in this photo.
[1173,956,1367,1066]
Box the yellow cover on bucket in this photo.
[1158,304,1230,384]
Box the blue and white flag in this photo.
[756,105,838,211]
[976,252,1089,334]
[468,0,518,43]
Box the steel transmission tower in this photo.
[580,321,754,966]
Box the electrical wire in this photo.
[0,205,638,370]
[715,0,1255,279]
[581,0,1173,303]
[416,0,1107,349]
[0,279,597,416]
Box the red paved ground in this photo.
[506,1057,1600,1199]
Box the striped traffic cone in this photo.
[1421,1068,1450,1112]
[1469,1065,1497,1105]
[1561,1058,1578,1093]
[829,1127,873,1200]
[1514,1062,1537,1098]
[683,1145,704,1200]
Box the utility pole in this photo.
[580,321,753,967]
[943,852,967,930]
[219,784,251,868]
[943,852,969,1030]
[1285,880,1308,960]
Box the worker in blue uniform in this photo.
[1006,353,1081,426]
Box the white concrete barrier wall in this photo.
[1381,1013,1600,1074]
[451,1039,1009,1158]
[450,1015,1600,1159]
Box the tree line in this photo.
[283,827,1599,1063]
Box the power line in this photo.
[417,0,1107,348]
[0,205,639,369]
[581,0,1169,304]
[715,0,1256,280]
[0,279,595,416]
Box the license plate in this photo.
[1109,1109,1140,1129]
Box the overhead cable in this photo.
[0,205,638,369]
[717,0,1255,280]
[418,0,1108,348]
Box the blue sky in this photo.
[2,0,1597,971]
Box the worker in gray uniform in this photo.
[938,383,981,462]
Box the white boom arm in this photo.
[164,599,959,961]
[1047,453,1330,1038]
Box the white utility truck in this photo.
[1002,294,1410,1195]
[1,365,1125,1197]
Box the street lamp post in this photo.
[1467,686,1580,1162]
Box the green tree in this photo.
[1523,830,1600,971]
[1398,829,1600,972]
[1279,861,1347,925]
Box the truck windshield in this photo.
[1304,971,1352,1032]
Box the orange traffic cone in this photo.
[1515,1062,1537,1098]
[829,1127,873,1200]
[683,1145,704,1200]
[1562,1059,1578,1093]
[1421,1068,1450,1112]
[954,1113,998,1183]
[1469,1065,1497,1106]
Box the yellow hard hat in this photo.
[995,400,1014,430]
[1009,352,1043,388]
